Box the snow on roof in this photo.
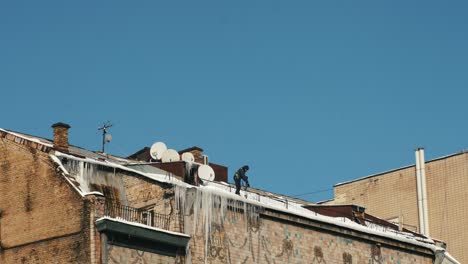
[0,127,452,255]
[96,216,190,238]
[51,151,194,196]
[50,151,443,253]
[199,182,442,252]
[0,128,54,147]
[443,252,461,264]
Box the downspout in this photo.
[418,148,430,236]
[90,201,96,264]
[415,148,425,235]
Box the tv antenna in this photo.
[98,122,113,153]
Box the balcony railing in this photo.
[100,200,182,232]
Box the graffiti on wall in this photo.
[370,244,383,264]
[107,245,182,264]
[343,252,352,264]
[312,246,326,263]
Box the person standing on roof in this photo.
[234,165,250,195]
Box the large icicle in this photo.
[177,184,264,264]
[62,158,127,203]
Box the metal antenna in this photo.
[98,122,113,153]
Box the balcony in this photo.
[103,202,173,230]
[95,199,189,256]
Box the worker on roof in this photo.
[234,165,250,195]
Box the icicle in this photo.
[176,184,265,264]
[175,185,186,214]
[192,189,201,236]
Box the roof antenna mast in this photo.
[98,121,113,153]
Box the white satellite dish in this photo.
[198,165,215,181]
[150,142,167,160]
[161,149,180,162]
[181,152,195,162]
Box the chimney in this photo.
[51,122,71,152]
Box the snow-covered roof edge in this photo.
[53,151,194,188]
[49,154,104,197]
[0,128,53,147]
[199,184,443,254]
[52,152,444,254]
[443,252,461,264]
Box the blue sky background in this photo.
[1,1,467,202]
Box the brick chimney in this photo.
[51,122,71,152]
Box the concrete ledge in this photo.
[96,218,190,256]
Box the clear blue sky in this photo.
[1,1,467,202]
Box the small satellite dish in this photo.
[181,152,195,162]
[150,142,167,160]
[105,134,112,143]
[161,149,180,162]
[198,165,215,181]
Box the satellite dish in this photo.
[198,165,215,181]
[150,142,167,160]
[161,149,180,162]
[181,152,195,162]
[105,134,112,143]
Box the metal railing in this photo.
[104,201,173,230]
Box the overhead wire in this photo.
[290,188,333,198]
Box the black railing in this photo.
[104,201,173,230]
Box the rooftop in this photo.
[0,126,453,256]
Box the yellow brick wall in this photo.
[333,166,420,232]
[0,138,90,263]
[0,233,86,264]
[332,152,468,263]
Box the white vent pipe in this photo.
[419,148,430,236]
[415,148,430,236]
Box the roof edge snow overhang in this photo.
[96,217,190,257]
[261,208,435,257]
[53,152,440,254]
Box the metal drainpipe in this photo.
[415,148,426,235]
[418,148,430,236]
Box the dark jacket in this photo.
[234,167,249,185]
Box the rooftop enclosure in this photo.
[0,125,461,264]
[127,146,228,183]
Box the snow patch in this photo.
[0,128,53,147]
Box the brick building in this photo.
[0,123,459,263]
[326,149,467,264]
